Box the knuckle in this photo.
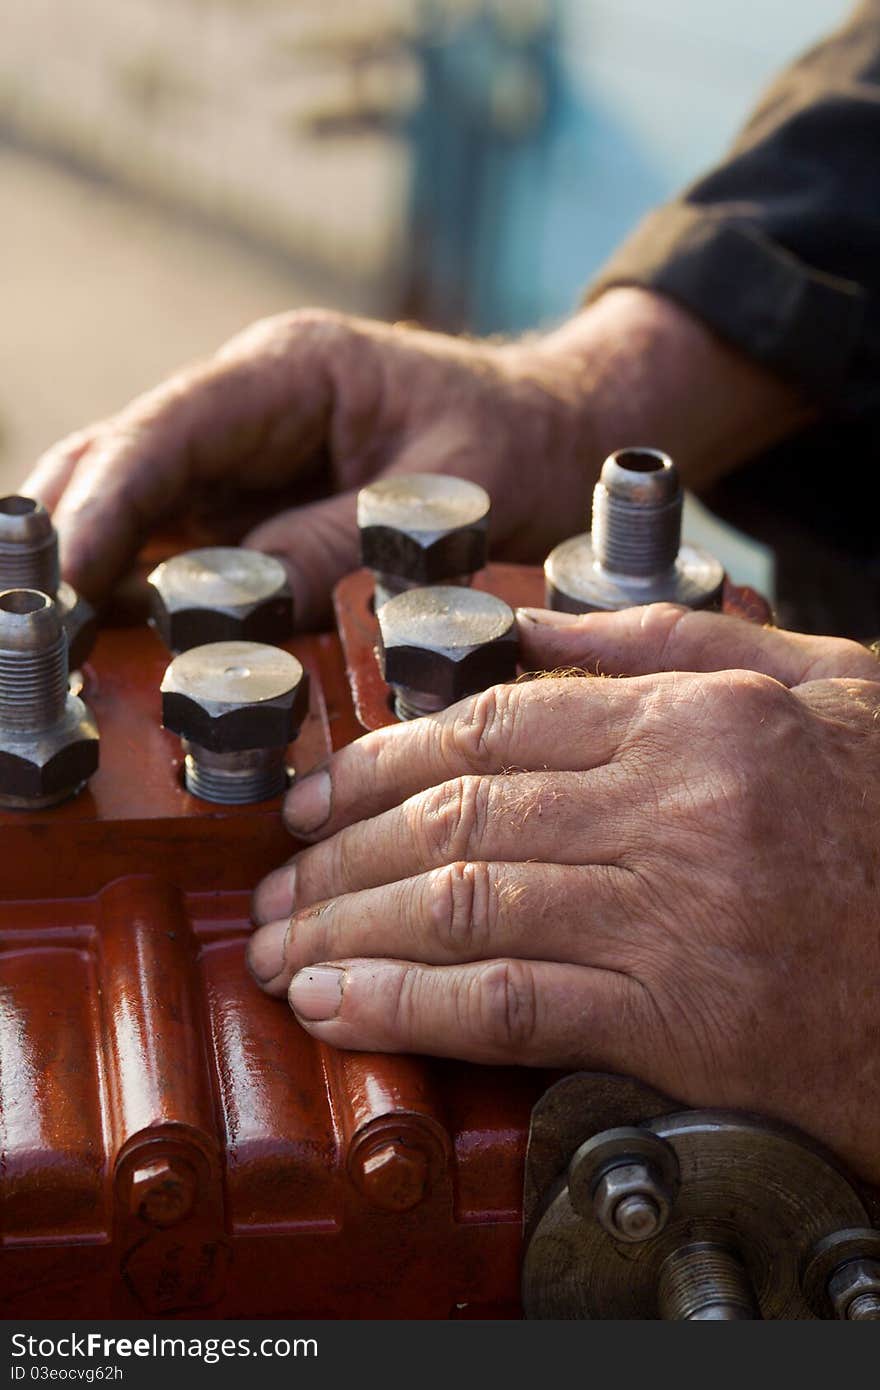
[476,959,539,1055]
[444,684,517,772]
[431,861,496,955]
[420,775,492,861]
[640,603,691,665]
[707,668,791,726]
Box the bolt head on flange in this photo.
[356,1140,431,1213]
[161,641,308,753]
[358,474,490,585]
[148,548,294,652]
[129,1157,197,1227]
[568,1125,679,1245]
[378,585,517,707]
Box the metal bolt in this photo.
[0,495,96,668]
[544,447,724,613]
[358,474,490,609]
[129,1157,197,1227]
[148,547,294,653]
[827,1259,880,1320]
[658,1241,758,1320]
[0,589,99,810]
[355,1140,430,1213]
[567,1125,679,1246]
[160,640,308,804]
[377,585,517,720]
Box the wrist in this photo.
[530,287,816,489]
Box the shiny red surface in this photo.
[0,561,770,1317]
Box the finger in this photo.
[281,674,648,839]
[282,955,651,1070]
[517,602,880,685]
[243,489,359,630]
[48,317,342,600]
[20,427,100,511]
[247,860,638,994]
[253,769,638,922]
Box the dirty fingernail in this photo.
[289,966,345,1021]
[516,607,584,627]
[285,768,332,835]
[247,920,289,984]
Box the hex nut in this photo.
[359,474,490,584]
[567,1126,679,1244]
[0,700,100,806]
[356,1141,430,1213]
[828,1259,880,1319]
[57,582,97,669]
[377,585,517,707]
[161,641,308,753]
[129,1157,197,1228]
[148,548,294,652]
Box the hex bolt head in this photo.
[827,1259,880,1320]
[377,585,517,719]
[567,1126,680,1246]
[0,589,99,811]
[148,547,294,653]
[355,1140,430,1213]
[129,1157,197,1228]
[544,447,724,613]
[0,496,96,667]
[358,474,490,600]
[161,641,308,804]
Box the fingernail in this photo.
[290,966,345,1021]
[516,607,584,627]
[247,920,288,984]
[285,769,331,835]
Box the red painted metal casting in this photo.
[0,556,770,1317]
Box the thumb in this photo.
[516,602,880,686]
[243,489,359,630]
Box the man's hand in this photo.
[19,289,810,624]
[19,309,589,624]
[248,604,880,1181]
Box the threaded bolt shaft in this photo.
[392,686,449,722]
[0,496,61,595]
[182,741,289,805]
[658,1242,758,1320]
[0,589,69,733]
[591,448,682,578]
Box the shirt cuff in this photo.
[586,202,867,402]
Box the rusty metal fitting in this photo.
[148,547,294,653]
[803,1229,880,1320]
[160,640,308,804]
[567,1126,679,1245]
[544,447,724,613]
[358,474,490,609]
[354,1140,431,1213]
[129,1156,197,1228]
[377,585,517,721]
[0,495,96,668]
[658,1242,758,1320]
[0,589,99,810]
[827,1259,880,1320]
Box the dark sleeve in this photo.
[587,1,880,414]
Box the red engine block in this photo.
[0,557,769,1318]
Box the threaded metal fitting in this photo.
[148,548,294,653]
[358,474,490,608]
[0,589,100,810]
[544,447,724,613]
[658,1242,758,1321]
[377,585,517,721]
[160,640,308,805]
[0,495,97,668]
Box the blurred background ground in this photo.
[0,0,848,589]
